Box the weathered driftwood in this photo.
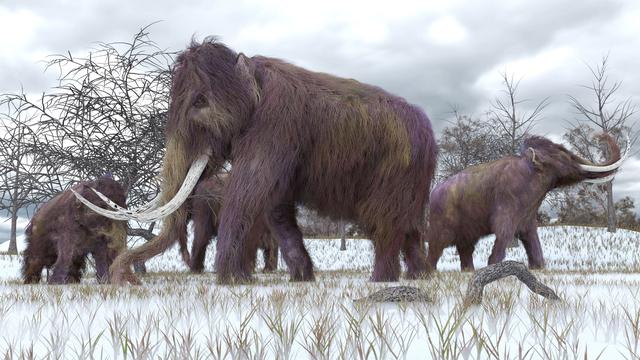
[354,261,559,305]
[355,286,433,303]
[464,261,561,305]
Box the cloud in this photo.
[0,0,638,208]
[425,16,468,45]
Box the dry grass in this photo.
[1,225,640,359]
[0,270,639,359]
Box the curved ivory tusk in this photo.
[72,154,209,222]
[89,188,129,212]
[583,173,616,184]
[92,189,163,213]
[579,135,631,173]
[71,189,138,221]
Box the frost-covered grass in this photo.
[0,226,639,359]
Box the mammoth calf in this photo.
[427,134,625,271]
[179,175,279,273]
[22,175,127,284]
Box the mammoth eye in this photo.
[193,94,208,108]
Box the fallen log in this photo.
[464,261,561,306]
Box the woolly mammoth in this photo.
[178,174,279,273]
[75,39,437,284]
[23,175,127,284]
[427,133,627,271]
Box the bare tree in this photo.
[0,102,54,254]
[437,109,499,181]
[568,55,636,232]
[0,25,173,262]
[490,72,549,156]
[338,219,348,250]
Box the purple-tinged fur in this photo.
[110,38,437,284]
[427,134,621,271]
[22,175,127,284]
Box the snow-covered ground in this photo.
[1,226,639,358]
[4,225,637,281]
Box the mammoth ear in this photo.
[235,53,260,103]
[235,53,254,74]
[525,147,543,169]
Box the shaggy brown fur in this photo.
[22,175,127,284]
[108,38,437,284]
[178,175,279,273]
[427,134,621,271]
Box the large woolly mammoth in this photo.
[427,133,627,271]
[179,174,279,273]
[75,38,437,284]
[23,175,127,284]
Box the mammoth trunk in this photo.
[106,138,217,284]
[160,138,199,207]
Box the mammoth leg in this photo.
[262,235,279,273]
[190,212,216,273]
[488,217,517,265]
[22,255,46,284]
[49,239,76,284]
[520,222,544,269]
[266,203,314,281]
[426,230,451,272]
[67,256,87,283]
[92,242,110,283]
[456,243,475,271]
[177,219,191,266]
[246,217,277,273]
[237,216,265,275]
[22,233,56,284]
[402,230,429,279]
[371,231,402,282]
[215,151,301,284]
[110,209,188,285]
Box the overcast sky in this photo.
[0,0,639,237]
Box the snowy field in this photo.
[0,226,639,359]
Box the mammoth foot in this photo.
[289,269,315,282]
[47,277,69,285]
[189,263,206,274]
[404,269,431,280]
[216,271,253,285]
[370,271,400,282]
[371,261,401,282]
[527,261,545,270]
[189,267,206,274]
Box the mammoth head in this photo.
[73,39,260,223]
[521,133,628,189]
[167,40,260,162]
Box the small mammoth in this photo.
[427,133,625,271]
[22,175,128,284]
